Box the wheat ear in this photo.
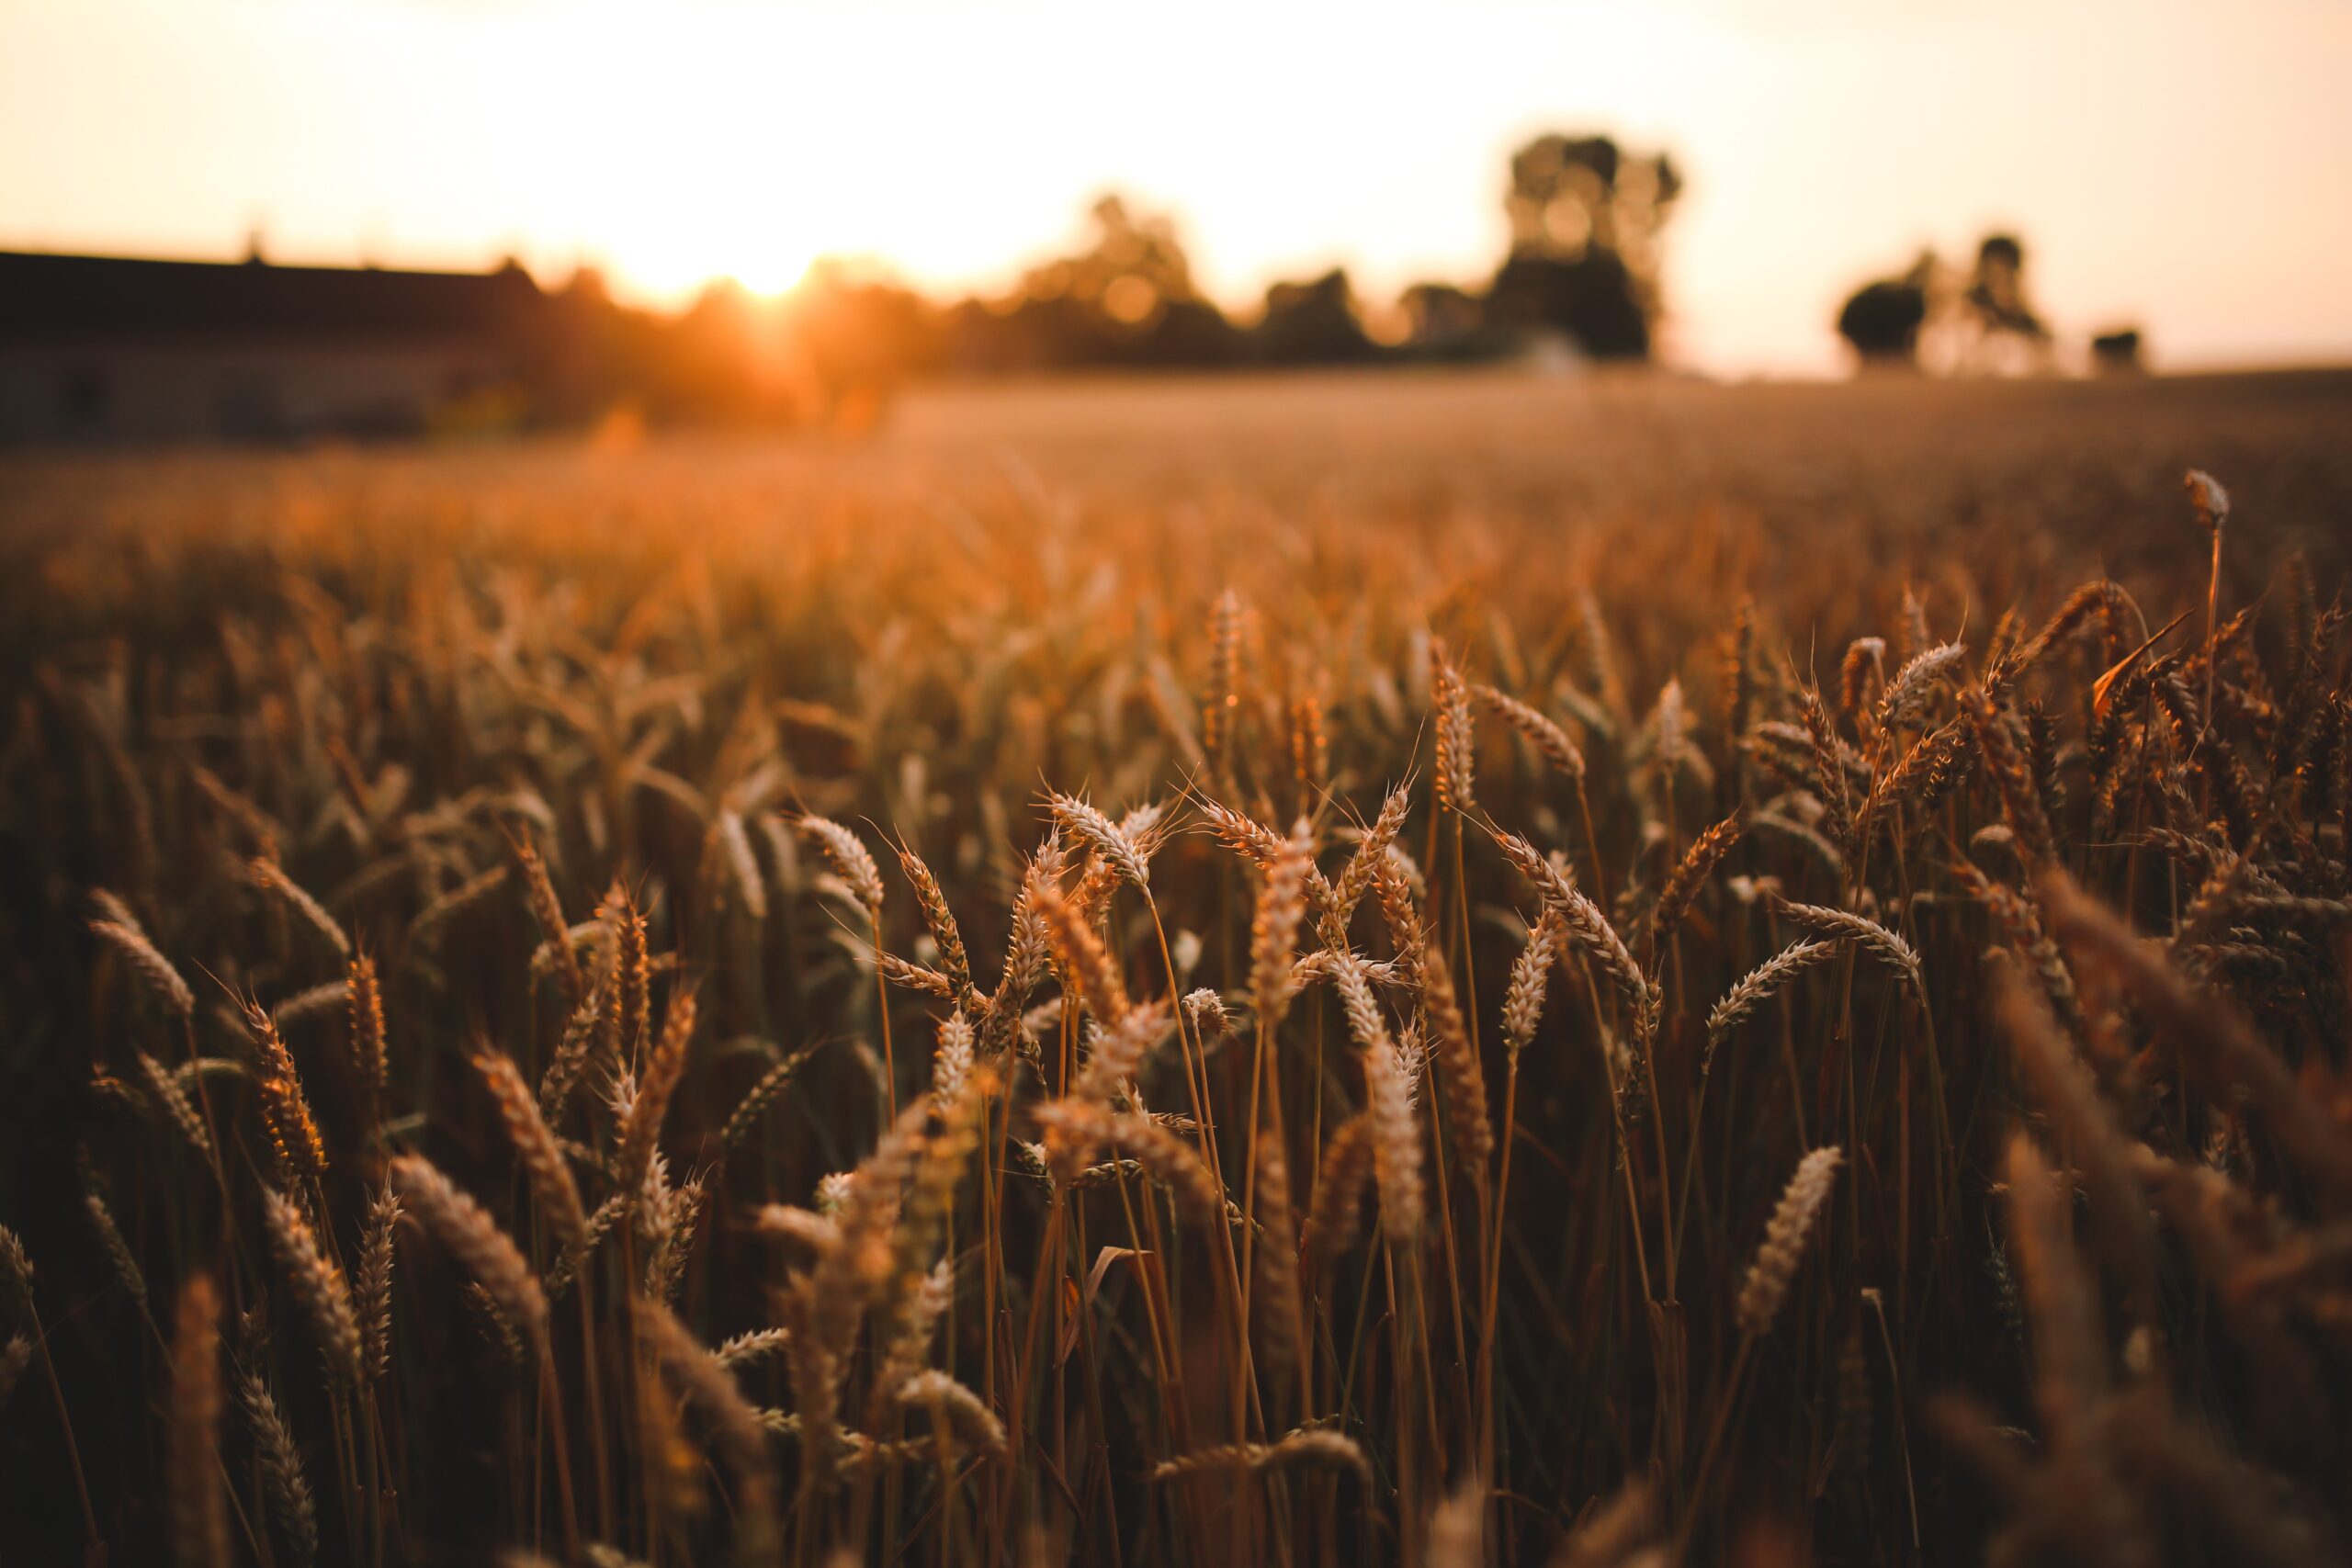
[260,1188,363,1386]
[88,896,195,1017]
[475,1046,589,1253]
[389,1156,548,1355]
[168,1272,228,1568]
[1736,1145,1842,1337]
[616,982,698,1228]
[1704,940,1837,1076]
[236,1361,319,1568]
[356,1182,398,1382]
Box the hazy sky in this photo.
[4,0,2348,376]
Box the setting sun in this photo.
[615,220,818,301]
[6,0,2348,371]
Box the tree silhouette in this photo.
[2090,327,2143,375]
[781,259,940,426]
[1836,252,1938,367]
[1484,133,1682,360]
[1836,234,2071,376]
[1018,196,1202,336]
[946,195,1239,370]
[1250,270,1374,366]
[1838,281,1929,365]
[1963,234,2044,340]
[1959,231,2052,372]
[1398,281,1483,355]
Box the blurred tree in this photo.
[1250,270,1374,366]
[949,195,1239,369]
[531,267,798,427]
[1483,133,1682,360]
[1486,250,1651,360]
[1399,281,1484,355]
[2090,326,2144,375]
[1963,235,2043,337]
[1144,296,1244,366]
[1836,252,1938,367]
[1959,232,2052,372]
[654,280,798,423]
[780,258,942,428]
[1836,235,2072,377]
[1025,197,1210,359]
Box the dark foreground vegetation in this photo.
[1,370,2349,1566]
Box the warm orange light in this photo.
[4,0,2349,375]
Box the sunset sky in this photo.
[3,0,2347,377]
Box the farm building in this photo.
[0,250,548,445]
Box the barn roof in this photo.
[0,251,547,344]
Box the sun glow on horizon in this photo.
[4,0,2350,374]
[613,223,819,304]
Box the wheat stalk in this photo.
[246,1003,328,1180]
[1838,636,1886,722]
[516,841,582,1008]
[1494,830,1658,1042]
[1418,941,1491,1178]
[168,1272,227,1568]
[609,889,650,1066]
[1736,1145,1842,1337]
[272,978,349,1029]
[390,1156,548,1355]
[260,1188,363,1386]
[1070,997,1171,1106]
[718,1044,815,1151]
[1430,641,1476,814]
[1334,956,1424,1243]
[236,1361,319,1568]
[538,970,609,1124]
[405,864,511,955]
[715,1326,794,1368]
[345,952,387,1102]
[1877,641,1967,730]
[2041,869,2352,1203]
[0,1334,33,1407]
[1032,1100,1224,1223]
[1650,812,1743,948]
[1328,782,1412,930]
[1300,1111,1376,1274]
[616,982,698,1230]
[476,1046,589,1253]
[898,844,976,1007]
[1962,687,2054,865]
[796,815,886,916]
[1047,791,1154,890]
[1029,870,1129,1025]
[1150,1427,1371,1481]
[89,898,194,1017]
[81,1182,147,1312]
[1204,587,1244,770]
[134,1048,213,1159]
[247,857,350,958]
[1770,898,1923,993]
[896,1368,1009,1459]
[1704,940,1836,1075]
[1472,683,1586,780]
[1500,909,1565,1058]
[1251,818,1316,1036]
[1251,1128,1306,1375]
[356,1182,398,1382]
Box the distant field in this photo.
[8,367,2348,639]
[1,367,2348,1566]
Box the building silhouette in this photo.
[0,250,547,444]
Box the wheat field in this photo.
[3,368,2350,1567]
